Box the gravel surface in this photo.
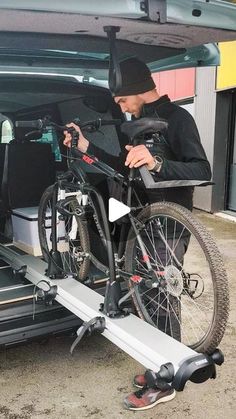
[0,211,235,419]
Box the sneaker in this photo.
[133,374,147,388]
[124,386,176,411]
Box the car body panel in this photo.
[0,10,235,48]
[0,0,235,30]
[0,2,235,84]
[0,2,235,83]
[0,301,82,347]
[0,43,221,82]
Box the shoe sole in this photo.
[133,382,145,389]
[125,390,176,411]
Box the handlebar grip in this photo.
[15,119,44,129]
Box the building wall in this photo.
[216,41,236,213]
[211,90,232,213]
[152,42,236,215]
[193,67,217,212]
[217,41,236,90]
[152,68,195,101]
[153,67,214,212]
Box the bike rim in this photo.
[129,213,216,350]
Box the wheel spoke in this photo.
[126,202,228,352]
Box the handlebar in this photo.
[15,117,122,133]
[14,116,210,191]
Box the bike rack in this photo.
[0,243,224,391]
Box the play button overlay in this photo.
[108,198,130,222]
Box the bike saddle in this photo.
[121,117,168,139]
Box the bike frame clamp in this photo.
[70,316,106,354]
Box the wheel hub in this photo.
[165,265,183,297]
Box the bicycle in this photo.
[16,116,229,355]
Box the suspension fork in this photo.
[46,173,83,278]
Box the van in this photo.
[0,0,235,347]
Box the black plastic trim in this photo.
[0,312,82,347]
[172,353,217,391]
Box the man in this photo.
[64,57,211,411]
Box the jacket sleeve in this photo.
[158,109,212,181]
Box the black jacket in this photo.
[87,95,211,210]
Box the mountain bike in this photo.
[16,116,229,354]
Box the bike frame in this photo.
[48,133,156,317]
[30,118,210,317]
[5,118,225,389]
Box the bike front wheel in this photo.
[125,201,229,353]
[38,185,90,281]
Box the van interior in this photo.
[0,73,126,347]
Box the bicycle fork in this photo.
[46,182,87,279]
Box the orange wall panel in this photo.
[152,68,195,101]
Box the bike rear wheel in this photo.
[38,185,90,281]
[125,201,229,353]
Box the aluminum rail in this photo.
[0,243,220,392]
[0,244,198,370]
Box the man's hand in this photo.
[125,144,156,170]
[63,122,89,153]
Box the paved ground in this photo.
[0,211,235,419]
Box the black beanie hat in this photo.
[112,57,156,97]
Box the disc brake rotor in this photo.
[165,265,183,297]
